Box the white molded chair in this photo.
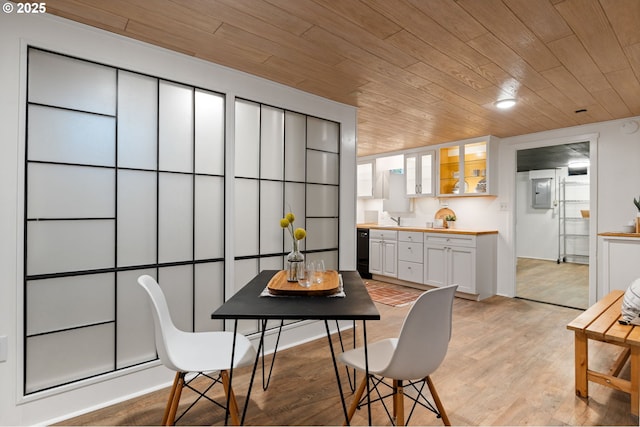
[339,285,457,426]
[137,275,255,426]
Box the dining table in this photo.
[211,269,380,425]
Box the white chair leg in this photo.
[426,376,450,426]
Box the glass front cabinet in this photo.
[438,137,497,196]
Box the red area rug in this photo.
[365,281,422,307]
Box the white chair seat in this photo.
[169,330,255,373]
[339,338,398,375]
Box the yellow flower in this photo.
[294,227,306,240]
[279,210,306,241]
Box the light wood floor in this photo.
[59,289,636,426]
[516,257,589,310]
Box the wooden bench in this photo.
[567,290,640,416]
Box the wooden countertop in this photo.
[599,232,640,238]
[357,223,498,236]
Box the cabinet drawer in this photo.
[425,233,476,247]
[398,231,424,243]
[398,261,423,283]
[398,241,423,263]
[370,229,398,240]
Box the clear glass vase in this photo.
[286,239,304,281]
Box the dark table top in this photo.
[211,270,380,321]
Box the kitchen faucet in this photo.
[390,216,401,226]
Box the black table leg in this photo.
[335,320,357,392]
[363,320,372,426]
[262,319,285,390]
[324,320,350,425]
[225,319,239,426]
[240,319,268,425]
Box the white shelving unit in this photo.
[558,179,589,264]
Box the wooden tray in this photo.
[267,270,340,296]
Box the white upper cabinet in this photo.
[405,150,434,197]
[357,161,374,198]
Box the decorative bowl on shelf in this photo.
[475,179,487,193]
[580,210,590,218]
[622,225,635,233]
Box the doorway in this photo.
[515,142,590,309]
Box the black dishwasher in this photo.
[357,228,372,279]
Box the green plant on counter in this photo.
[445,214,456,221]
[635,196,640,211]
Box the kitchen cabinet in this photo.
[424,232,496,300]
[405,150,434,197]
[369,229,398,278]
[599,233,640,295]
[362,225,498,300]
[397,231,423,283]
[357,160,374,198]
[438,137,498,196]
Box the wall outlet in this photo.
[500,202,508,211]
[0,336,7,362]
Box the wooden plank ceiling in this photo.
[43,0,640,156]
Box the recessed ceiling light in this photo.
[495,98,516,109]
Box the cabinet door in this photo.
[419,152,434,195]
[463,141,487,195]
[602,238,640,292]
[439,140,490,196]
[382,240,397,277]
[357,161,374,198]
[449,246,475,294]
[369,239,382,275]
[405,152,434,196]
[424,244,447,287]
[439,146,459,196]
[405,154,418,196]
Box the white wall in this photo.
[0,11,356,425]
[516,168,591,262]
[516,169,560,261]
